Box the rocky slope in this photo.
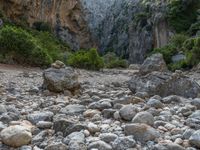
[0,0,171,63]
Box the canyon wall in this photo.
[0,0,171,63]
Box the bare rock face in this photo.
[129,71,200,98]
[96,0,171,63]
[43,63,80,93]
[139,53,168,75]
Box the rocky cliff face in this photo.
[0,0,171,63]
[95,0,171,63]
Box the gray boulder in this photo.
[0,125,32,147]
[51,60,66,69]
[88,99,112,110]
[124,123,160,142]
[129,71,200,98]
[153,143,185,150]
[60,104,86,115]
[147,98,164,109]
[64,132,87,150]
[44,142,68,150]
[88,140,112,150]
[191,98,200,109]
[172,53,186,63]
[53,116,85,136]
[139,53,168,75]
[129,64,140,70]
[119,105,137,121]
[27,111,54,125]
[132,111,154,126]
[189,130,200,148]
[112,136,136,150]
[43,66,80,93]
[162,95,181,104]
[189,110,200,120]
[99,133,118,143]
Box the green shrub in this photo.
[0,26,34,56]
[185,45,200,67]
[168,60,188,71]
[67,48,104,70]
[28,47,52,66]
[183,37,200,50]
[135,12,151,23]
[152,34,188,64]
[106,59,128,68]
[103,52,128,68]
[0,26,34,58]
[0,25,53,66]
[103,52,117,64]
[189,21,200,35]
[151,45,177,64]
[153,35,200,71]
[33,31,69,62]
[169,34,189,49]
[167,0,200,33]
[183,38,195,50]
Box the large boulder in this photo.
[139,53,168,75]
[132,111,154,126]
[27,111,54,125]
[53,116,86,136]
[124,123,160,142]
[112,136,136,150]
[88,140,112,150]
[119,105,137,121]
[129,71,200,98]
[43,64,80,93]
[153,143,185,150]
[189,130,200,148]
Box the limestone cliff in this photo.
[0,0,171,63]
[95,0,171,63]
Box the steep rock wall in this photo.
[95,0,171,63]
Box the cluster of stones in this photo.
[0,56,200,150]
